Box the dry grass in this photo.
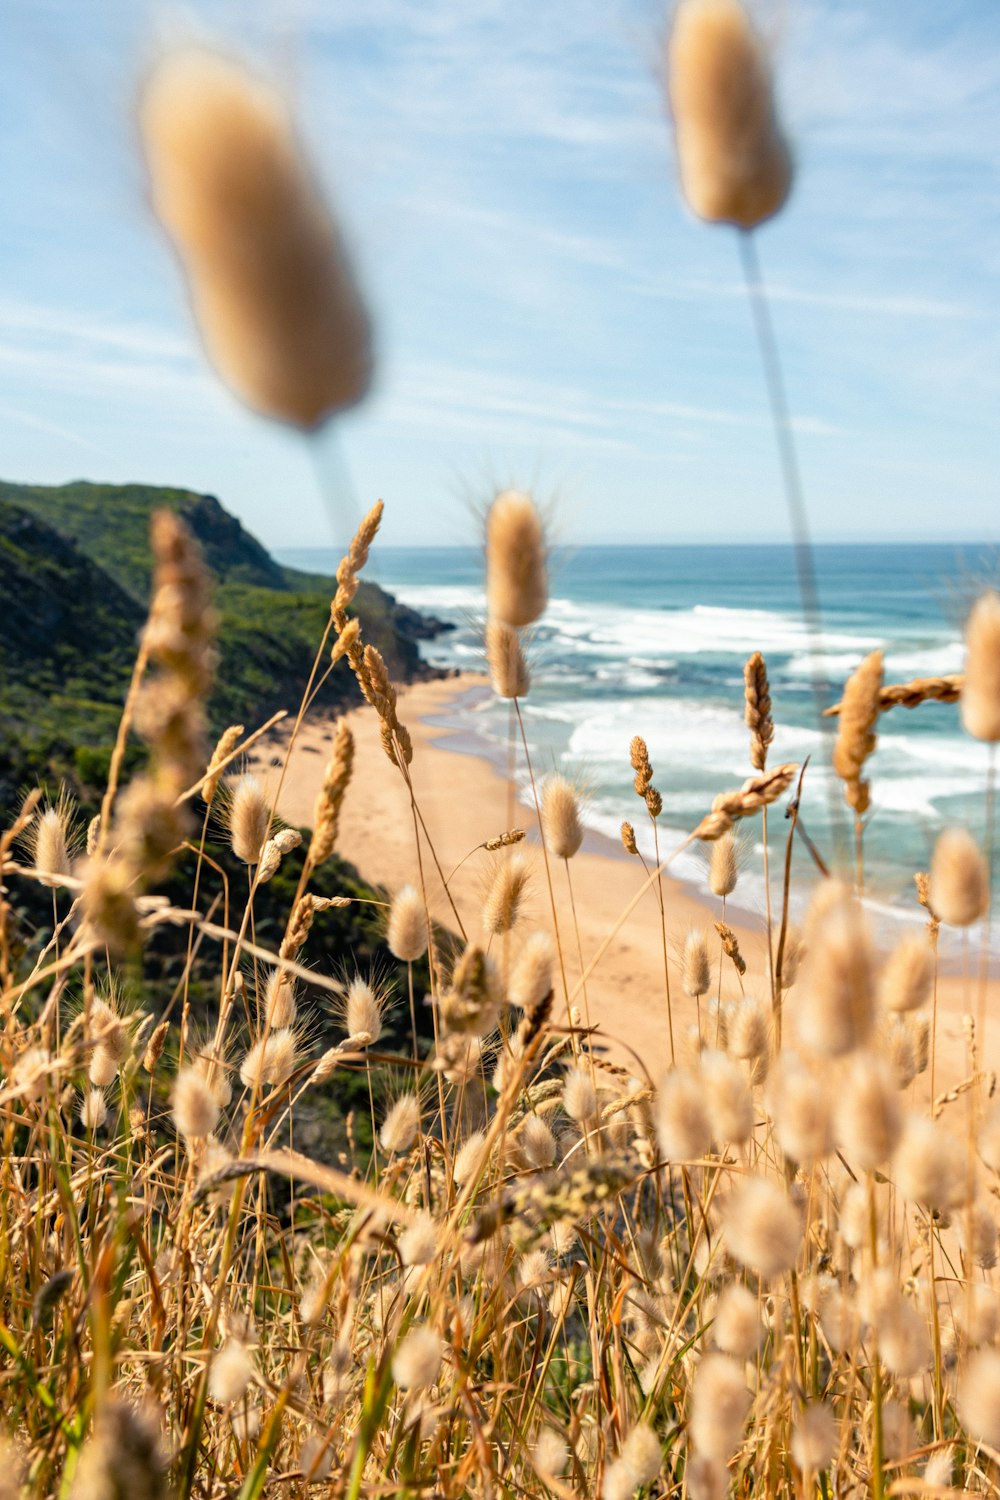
[2,490,997,1500]
[3,11,999,1499]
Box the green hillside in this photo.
[0,479,448,805]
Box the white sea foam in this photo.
[373,554,988,915]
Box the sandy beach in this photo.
[251,672,998,1088]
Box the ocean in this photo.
[279,541,996,926]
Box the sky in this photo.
[3,0,1000,551]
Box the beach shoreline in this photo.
[250,671,999,1084]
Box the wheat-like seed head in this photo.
[743,651,774,770]
[201,724,244,805]
[308,720,354,867]
[831,650,883,815]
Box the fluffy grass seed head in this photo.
[620,1424,662,1487]
[264,968,297,1030]
[531,1428,569,1479]
[961,589,1000,741]
[442,946,502,1036]
[667,0,792,229]
[140,45,371,428]
[239,1029,299,1091]
[796,892,874,1056]
[563,1066,598,1124]
[226,774,271,865]
[80,1087,108,1132]
[482,854,529,936]
[208,1340,253,1405]
[398,1212,438,1267]
[453,1130,488,1185]
[712,1283,762,1358]
[723,1177,802,1279]
[89,1045,119,1088]
[686,1455,728,1500]
[726,993,769,1060]
[392,1324,442,1390]
[33,803,71,883]
[959,1348,1000,1451]
[689,1353,751,1461]
[656,1068,712,1162]
[958,1201,999,1272]
[485,617,530,698]
[343,975,387,1046]
[380,1094,421,1155]
[521,1112,558,1169]
[929,826,988,927]
[541,774,584,860]
[682,929,711,998]
[701,1049,753,1146]
[69,1398,166,1500]
[893,1114,965,1211]
[767,1054,831,1166]
[172,1065,221,1140]
[791,1403,837,1473]
[90,992,130,1064]
[387,884,427,962]
[509,931,554,1012]
[11,1045,50,1103]
[485,489,547,628]
[708,829,740,898]
[878,932,935,1013]
[835,1053,901,1170]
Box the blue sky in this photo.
[3,0,1000,550]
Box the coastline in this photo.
[252,672,999,1084]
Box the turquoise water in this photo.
[280,542,997,920]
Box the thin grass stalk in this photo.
[976,746,996,1057]
[651,821,676,1063]
[513,701,574,1041]
[737,233,846,859]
